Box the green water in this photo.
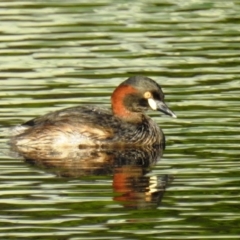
[1,0,240,239]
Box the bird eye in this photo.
[143,91,152,99]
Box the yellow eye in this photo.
[143,91,152,99]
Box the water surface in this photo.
[1,0,240,239]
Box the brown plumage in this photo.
[10,76,176,155]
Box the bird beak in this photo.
[148,98,177,118]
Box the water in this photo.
[1,0,240,239]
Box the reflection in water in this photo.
[0,0,239,237]
[10,144,173,209]
[113,166,173,209]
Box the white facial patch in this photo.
[148,98,157,110]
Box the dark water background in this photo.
[1,0,240,239]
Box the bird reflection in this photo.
[113,165,173,209]
[10,145,173,209]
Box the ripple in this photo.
[0,0,240,239]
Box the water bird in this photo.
[10,76,176,155]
